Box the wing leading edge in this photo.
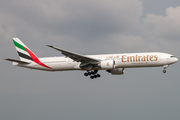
[46,45,100,64]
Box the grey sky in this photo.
[0,0,180,120]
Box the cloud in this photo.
[0,0,142,39]
[0,0,179,55]
[141,6,180,54]
[142,6,180,40]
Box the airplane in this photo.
[5,38,178,79]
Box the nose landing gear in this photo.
[163,65,168,73]
[84,70,101,79]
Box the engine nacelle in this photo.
[106,68,125,75]
[100,60,115,69]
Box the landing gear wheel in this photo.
[97,74,101,78]
[94,75,97,78]
[88,72,91,75]
[84,72,88,76]
[91,71,95,75]
[94,70,98,74]
[163,70,166,73]
[84,70,101,79]
[90,76,94,79]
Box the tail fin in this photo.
[12,38,52,69]
[12,38,39,62]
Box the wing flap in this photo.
[46,45,99,64]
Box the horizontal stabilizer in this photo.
[5,59,30,64]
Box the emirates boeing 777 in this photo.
[5,38,178,79]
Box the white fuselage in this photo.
[13,52,178,71]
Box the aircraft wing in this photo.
[46,45,100,64]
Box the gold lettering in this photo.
[138,56,142,62]
[114,56,119,58]
[121,54,158,62]
[136,54,138,62]
[146,55,149,61]
[129,56,135,62]
[141,56,146,61]
[154,55,158,61]
[127,56,129,62]
[150,55,154,61]
[122,55,126,62]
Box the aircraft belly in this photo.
[14,62,79,71]
[49,62,80,71]
[14,62,51,71]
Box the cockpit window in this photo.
[170,56,175,58]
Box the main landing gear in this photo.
[84,70,101,79]
[163,65,168,73]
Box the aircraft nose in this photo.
[175,57,178,62]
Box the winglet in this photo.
[46,45,54,48]
[46,45,54,47]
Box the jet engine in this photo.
[100,60,115,69]
[106,68,125,75]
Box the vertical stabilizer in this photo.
[12,38,52,69]
[12,38,37,62]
